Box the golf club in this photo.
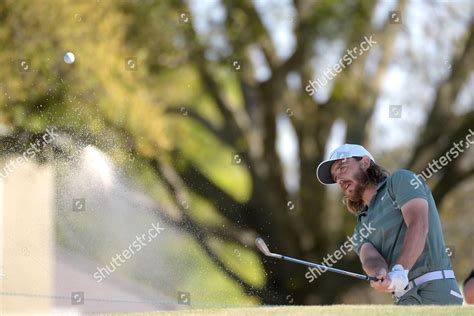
[255,237,377,282]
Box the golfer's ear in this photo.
[360,156,371,170]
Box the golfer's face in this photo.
[330,158,362,196]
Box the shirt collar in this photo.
[376,176,388,191]
[356,176,389,220]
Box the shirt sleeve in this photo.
[390,169,428,208]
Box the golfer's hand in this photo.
[387,264,409,296]
[370,268,393,293]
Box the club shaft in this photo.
[276,254,376,281]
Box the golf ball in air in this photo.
[64,52,75,64]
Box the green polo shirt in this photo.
[351,169,452,280]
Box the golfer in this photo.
[316,144,463,305]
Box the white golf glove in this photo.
[388,264,409,296]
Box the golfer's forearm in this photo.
[362,256,388,276]
[396,224,428,270]
[360,243,388,276]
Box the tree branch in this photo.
[172,158,255,228]
[164,106,236,147]
[425,111,474,204]
[149,157,260,296]
[407,21,474,170]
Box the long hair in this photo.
[342,157,390,215]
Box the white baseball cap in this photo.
[316,144,375,185]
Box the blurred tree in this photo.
[134,0,473,304]
[0,0,169,159]
[1,0,473,305]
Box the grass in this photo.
[103,305,474,316]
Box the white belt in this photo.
[395,270,455,298]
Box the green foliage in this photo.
[0,0,261,305]
[3,0,472,307]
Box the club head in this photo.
[255,237,274,257]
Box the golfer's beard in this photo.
[347,168,369,202]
